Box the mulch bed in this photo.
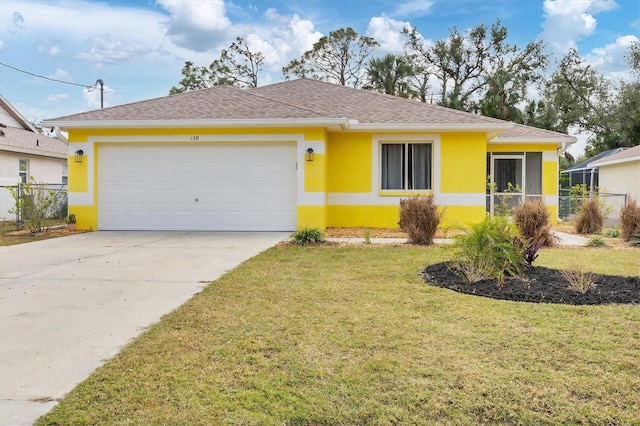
[421,262,640,305]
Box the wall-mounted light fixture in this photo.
[305,148,314,162]
[74,149,84,163]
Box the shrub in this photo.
[399,195,442,245]
[291,228,325,245]
[620,199,640,242]
[450,216,525,286]
[602,228,620,238]
[561,263,596,294]
[586,236,606,247]
[574,197,603,235]
[7,178,59,233]
[629,230,640,247]
[512,198,555,247]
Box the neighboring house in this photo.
[560,148,625,192]
[42,79,575,231]
[588,145,640,217]
[0,94,68,220]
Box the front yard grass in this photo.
[37,247,639,425]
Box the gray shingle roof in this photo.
[563,148,624,172]
[589,145,640,166]
[44,79,574,142]
[492,123,575,142]
[0,125,67,157]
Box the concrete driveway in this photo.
[0,231,288,426]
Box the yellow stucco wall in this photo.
[440,133,487,193]
[326,133,372,193]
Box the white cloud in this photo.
[237,9,322,71]
[541,0,619,54]
[83,83,113,109]
[0,40,4,51]
[38,43,61,57]
[392,0,434,18]
[46,93,69,102]
[156,0,233,52]
[366,15,411,54]
[12,11,25,28]
[48,68,73,82]
[77,36,152,63]
[586,34,639,80]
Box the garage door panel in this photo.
[98,143,297,231]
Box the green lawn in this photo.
[37,246,640,425]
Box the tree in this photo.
[522,100,562,132]
[403,19,548,113]
[282,27,378,88]
[480,69,524,122]
[543,47,640,156]
[543,48,613,135]
[626,40,640,76]
[364,54,416,97]
[170,37,264,94]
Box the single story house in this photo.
[0,94,68,220]
[588,145,640,213]
[42,79,575,231]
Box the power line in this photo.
[0,61,95,88]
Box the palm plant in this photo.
[365,54,416,98]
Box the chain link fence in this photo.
[559,189,628,224]
[0,183,68,230]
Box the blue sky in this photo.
[0,0,638,153]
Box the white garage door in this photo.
[98,143,297,231]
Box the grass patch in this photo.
[37,247,640,425]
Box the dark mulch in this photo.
[421,262,640,305]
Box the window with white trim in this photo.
[62,163,68,185]
[381,143,432,190]
[19,159,29,184]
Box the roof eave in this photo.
[41,118,352,131]
[0,145,67,159]
[588,155,640,167]
[490,136,577,145]
[346,123,513,135]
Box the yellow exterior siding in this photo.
[304,154,326,192]
[67,156,88,192]
[326,133,372,193]
[440,133,486,193]
[297,205,327,229]
[327,205,400,228]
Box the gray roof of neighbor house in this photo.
[562,148,625,173]
[43,79,575,143]
[588,145,640,167]
[0,94,67,158]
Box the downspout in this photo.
[54,126,69,145]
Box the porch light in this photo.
[74,150,84,163]
[305,148,314,162]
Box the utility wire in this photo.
[0,61,96,88]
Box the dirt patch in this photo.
[324,227,464,239]
[421,262,640,305]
